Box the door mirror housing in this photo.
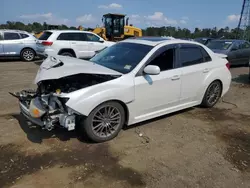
[143,65,160,75]
[99,38,105,43]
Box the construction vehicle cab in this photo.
[92,13,142,41]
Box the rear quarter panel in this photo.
[198,56,231,102]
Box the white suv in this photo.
[38,30,115,59]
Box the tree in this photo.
[0,21,248,40]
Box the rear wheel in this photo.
[21,48,35,61]
[201,80,222,108]
[60,51,74,57]
[80,101,125,143]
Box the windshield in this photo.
[89,42,153,74]
[206,40,233,50]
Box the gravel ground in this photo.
[0,60,250,188]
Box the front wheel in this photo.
[201,80,222,108]
[80,101,125,143]
[21,49,35,61]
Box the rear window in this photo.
[20,33,29,39]
[39,32,52,40]
[206,40,233,50]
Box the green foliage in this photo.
[143,26,244,39]
[0,21,245,39]
[0,21,77,33]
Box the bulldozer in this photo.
[88,13,142,41]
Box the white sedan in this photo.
[12,37,232,142]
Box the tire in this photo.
[200,80,222,108]
[60,51,74,57]
[80,101,125,143]
[21,48,35,61]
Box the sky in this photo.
[1,0,243,30]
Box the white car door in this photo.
[177,44,211,104]
[85,33,107,57]
[0,32,3,56]
[61,32,91,59]
[2,32,23,56]
[133,45,182,120]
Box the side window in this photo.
[232,42,240,50]
[20,33,29,39]
[0,33,3,40]
[57,33,79,41]
[148,48,175,71]
[200,47,212,62]
[240,42,250,49]
[57,32,88,41]
[85,33,100,42]
[4,32,20,40]
[179,47,204,67]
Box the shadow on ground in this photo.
[232,74,250,85]
[11,113,91,144]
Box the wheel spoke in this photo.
[91,105,121,138]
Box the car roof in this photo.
[0,29,30,34]
[121,37,203,47]
[45,30,95,34]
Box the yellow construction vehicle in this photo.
[89,13,142,41]
[34,24,60,38]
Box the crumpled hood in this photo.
[34,55,122,84]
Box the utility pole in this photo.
[237,0,250,40]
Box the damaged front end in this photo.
[10,89,76,131]
[10,55,122,131]
[10,73,118,131]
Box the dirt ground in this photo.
[0,60,250,188]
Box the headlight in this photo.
[124,28,129,32]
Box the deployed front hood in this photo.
[35,55,122,84]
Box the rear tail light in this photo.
[42,41,53,46]
[226,62,230,70]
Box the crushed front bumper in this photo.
[14,90,76,131]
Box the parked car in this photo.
[0,29,45,61]
[11,37,231,142]
[206,39,250,66]
[38,30,115,59]
[194,37,214,45]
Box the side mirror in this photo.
[143,65,160,75]
[99,38,105,43]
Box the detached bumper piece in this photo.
[10,89,76,131]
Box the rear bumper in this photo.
[19,102,44,127]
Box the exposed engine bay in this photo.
[10,73,119,131]
[37,73,119,94]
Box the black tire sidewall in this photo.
[21,49,35,61]
[201,80,222,108]
[60,52,73,57]
[81,101,125,143]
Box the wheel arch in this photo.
[58,48,76,57]
[200,78,223,102]
[87,99,130,125]
[21,47,36,55]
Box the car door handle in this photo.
[171,75,180,80]
[203,68,210,73]
[71,42,76,44]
